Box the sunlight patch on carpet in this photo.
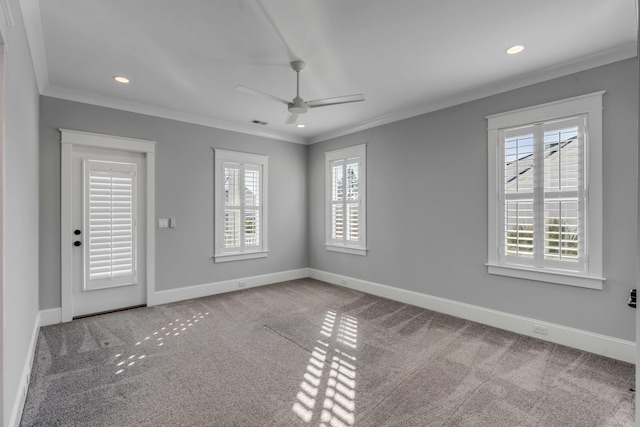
[113,312,210,375]
[293,310,358,426]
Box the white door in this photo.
[71,146,146,317]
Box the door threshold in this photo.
[73,304,147,320]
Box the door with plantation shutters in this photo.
[71,147,146,317]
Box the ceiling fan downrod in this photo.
[289,61,308,114]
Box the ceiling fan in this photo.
[236,60,365,124]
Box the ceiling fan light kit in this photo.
[236,60,365,124]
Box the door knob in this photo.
[74,241,82,247]
[74,229,81,235]
[628,289,636,308]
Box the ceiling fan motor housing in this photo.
[291,61,306,72]
[288,96,308,114]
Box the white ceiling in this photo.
[22,0,637,144]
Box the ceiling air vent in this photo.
[251,120,268,126]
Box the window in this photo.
[214,149,268,262]
[325,144,367,256]
[487,92,604,289]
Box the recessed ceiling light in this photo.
[113,76,130,84]
[296,124,305,128]
[505,44,525,55]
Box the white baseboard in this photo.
[10,308,62,426]
[36,270,311,323]
[309,269,635,364]
[8,311,41,427]
[39,307,62,327]
[153,268,310,305]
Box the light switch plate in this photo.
[170,218,176,228]
[158,219,169,228]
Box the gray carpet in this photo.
[21,279,634,426]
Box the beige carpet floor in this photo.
[20,279,634,426]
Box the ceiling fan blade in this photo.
[235,85,289,105]
[286,113,298,124]
[307,94,365,108]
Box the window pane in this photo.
[245,210,260,247]
[332,204,344,240]
[544,200,579,261]
[346,161,359,201]
[346,203,359,241]
[504,200,534,258]
[224,164,240,206]
[245,166,260,207]
[544,125,580,191]
[224,209,240,248]
[504,132,534,194]
[332,164,344,201]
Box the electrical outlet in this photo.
[238,281,246,288]
[532,324,548,335]
[158,219,169,228]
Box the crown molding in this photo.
[309,42,638,144]
[42,85,307,144]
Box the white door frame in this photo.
[0,36,5,427]
[60,129,156,322]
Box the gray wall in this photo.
[40,98,308,307]
[3,0,41,424]
[308,58,638,341]
[37,59,638,343]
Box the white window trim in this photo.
[487,92,605,289]
[213,149,268,263]
[325,144,367,256]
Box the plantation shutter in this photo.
[542,117,584,268]
[503,126,535,262]
[330,156,361,244]
[223,162,241,249]
[499,116,586,272]
[244,165,261,248]
[330,159,345,240]
[222,161,263,254]
[214,149,268,263]
[84,160,137,290]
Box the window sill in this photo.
[214,251,268,263]
[487,263,604,290]
[325,244,367,256]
